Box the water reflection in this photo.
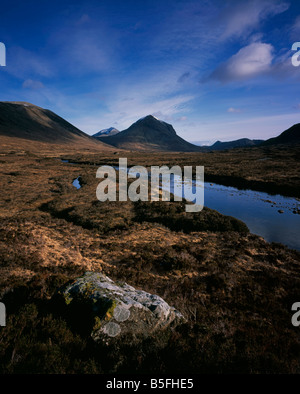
[171,174,300,251]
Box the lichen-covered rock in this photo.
[56,272,185,343]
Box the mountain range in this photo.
[0,102,299,152]
[95,115,300,151]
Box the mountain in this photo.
[261,123,300,146]
[0,101,113,151]
[210,138,264,150]
[100,115,202,152]
[93,127,120,138]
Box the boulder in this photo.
[56,272,185,343]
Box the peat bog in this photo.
[0,145,299,373]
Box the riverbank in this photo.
[62,143,300,199]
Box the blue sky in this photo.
[1,0,300,144]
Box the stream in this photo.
[65,159,300,250]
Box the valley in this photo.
[2,0,300,378]
[0,102,299,374]
[0,143,299,373]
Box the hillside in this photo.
[0,101,114,151]
[100,115,202,152]
[210,138,263,150]
[262,123,300,146]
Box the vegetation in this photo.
[65,143,300,198]
[0,148,299,374]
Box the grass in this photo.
[0,147,299,373]
[64,143,300,198]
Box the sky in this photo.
[1,0,300,144]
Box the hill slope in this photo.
[0,101,113,150]
[100,115,202,152]
[210,138,263,150]
[262,123,300,146]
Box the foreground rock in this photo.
[55,272,185,343]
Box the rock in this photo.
[55,272,185,343]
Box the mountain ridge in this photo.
[209,138,264,150]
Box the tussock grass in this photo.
[0,150,299,373]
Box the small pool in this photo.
[72,177,81,190]
[171,175,300,251]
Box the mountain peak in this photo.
[94,115,201,152]
[138,115,160,122]
[93,127,120,138]
[131,115,177,137]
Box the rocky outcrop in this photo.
[56,272,185,343]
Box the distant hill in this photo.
[0,101,113,150]
[93,127,120,138]
[261,123,300,146]
[210,138,264,150]
[100,115,202,152]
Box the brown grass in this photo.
[63,143,300,198]
[0,147,299,374]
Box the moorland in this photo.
[0,138,299,373]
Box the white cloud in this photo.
[5,47,54,79]
[75,93,194,134]
[210,42,274,82]
[76,14,91,26]
[218,0,289,40]
[71,67,197,134]
[227,107,241,113]
[177,116,188,121]
[22,79,45,90]
[47,15,122,75]
[290,15,300,40]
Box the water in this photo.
[61,159,76,165]
[170,175,300,251]
[204,185,299,250]
[72,177,81,189]
[119,167,299,251]
[65,160,300,250]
